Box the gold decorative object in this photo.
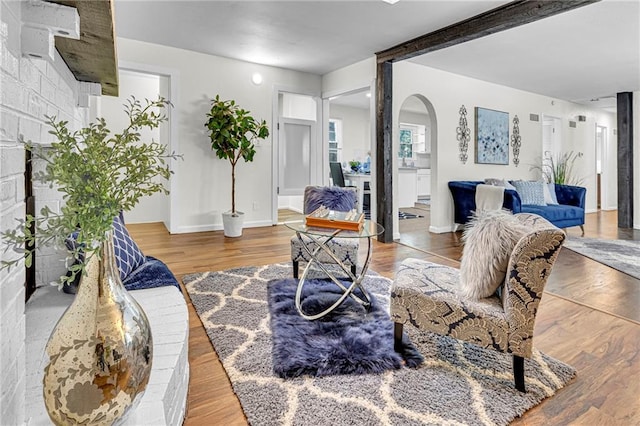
[43,231,153,425]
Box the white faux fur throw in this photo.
[459,210,528,299]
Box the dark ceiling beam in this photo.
[376,0,600,64]
[50,0,119,96]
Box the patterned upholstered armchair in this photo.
[291,186,359,279]
[391,214,565,392]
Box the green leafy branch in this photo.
[1,97,181,285]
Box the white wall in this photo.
[0,0,88,422]
[321,56,626,234]
[322,58,375,97]
[330,104,370,164]
[393,61,617,233]
[117,38,322,233]
[98,69,169,225]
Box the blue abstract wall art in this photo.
[474,107,509,165]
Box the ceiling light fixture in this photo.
[382,0,400,4]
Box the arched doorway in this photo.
[396,94,438,245]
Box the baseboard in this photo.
[429,224,459,234]
[586,208,598,214]
[172,219,273,234]
[245,219,274,228]
[173,224,221,234]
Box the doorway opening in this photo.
[595,124,608,210]
[98,67,175,231]
[327,88,373,217]
[396,94,437,244]
[273,91,320,224]
[542,115,563,162]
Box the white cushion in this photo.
[459,210,528,299]
[543,182,559,205]
[484,178,516,190]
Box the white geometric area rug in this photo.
[183,263,576,426]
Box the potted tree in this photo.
[205,95,270,237]
[1,97,180,424]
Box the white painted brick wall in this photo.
[0,0,88,423]
[2,4,187,424]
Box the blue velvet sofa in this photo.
[448,181,586,231]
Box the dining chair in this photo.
[329,162,348,187]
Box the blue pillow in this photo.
[66,216,146,281]
[304,186,357,214]
[112,215,146,280]
[512,180,546,206]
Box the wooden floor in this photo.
[128,210,640,425]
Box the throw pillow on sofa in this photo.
[112,215,146,280]
[512,180,546,205]
[543,182,559,205]
[484,177,516,190]
[459,209,528,299]
[65,215,146,284]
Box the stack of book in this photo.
[305,206,365,231]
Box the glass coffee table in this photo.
[285,219,384,320]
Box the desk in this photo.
[285,219,384,320]
[344,172,370,213]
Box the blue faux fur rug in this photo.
[267,278,423,378]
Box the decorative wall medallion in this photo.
[456,105,470,164]
[511,115,522,167]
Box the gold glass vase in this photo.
[43,230,153,425]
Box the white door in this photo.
[278,117,316,196]
[542,115,562,160]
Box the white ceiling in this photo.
[114,0,640,111]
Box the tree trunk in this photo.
[231,162,236,214]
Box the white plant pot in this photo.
[222,211,244,237]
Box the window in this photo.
[399,126,413,158]
[399,122,427,158]
[329,119,342,163]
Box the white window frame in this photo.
[329,118,343,164]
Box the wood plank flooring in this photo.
[128,209,639,425]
